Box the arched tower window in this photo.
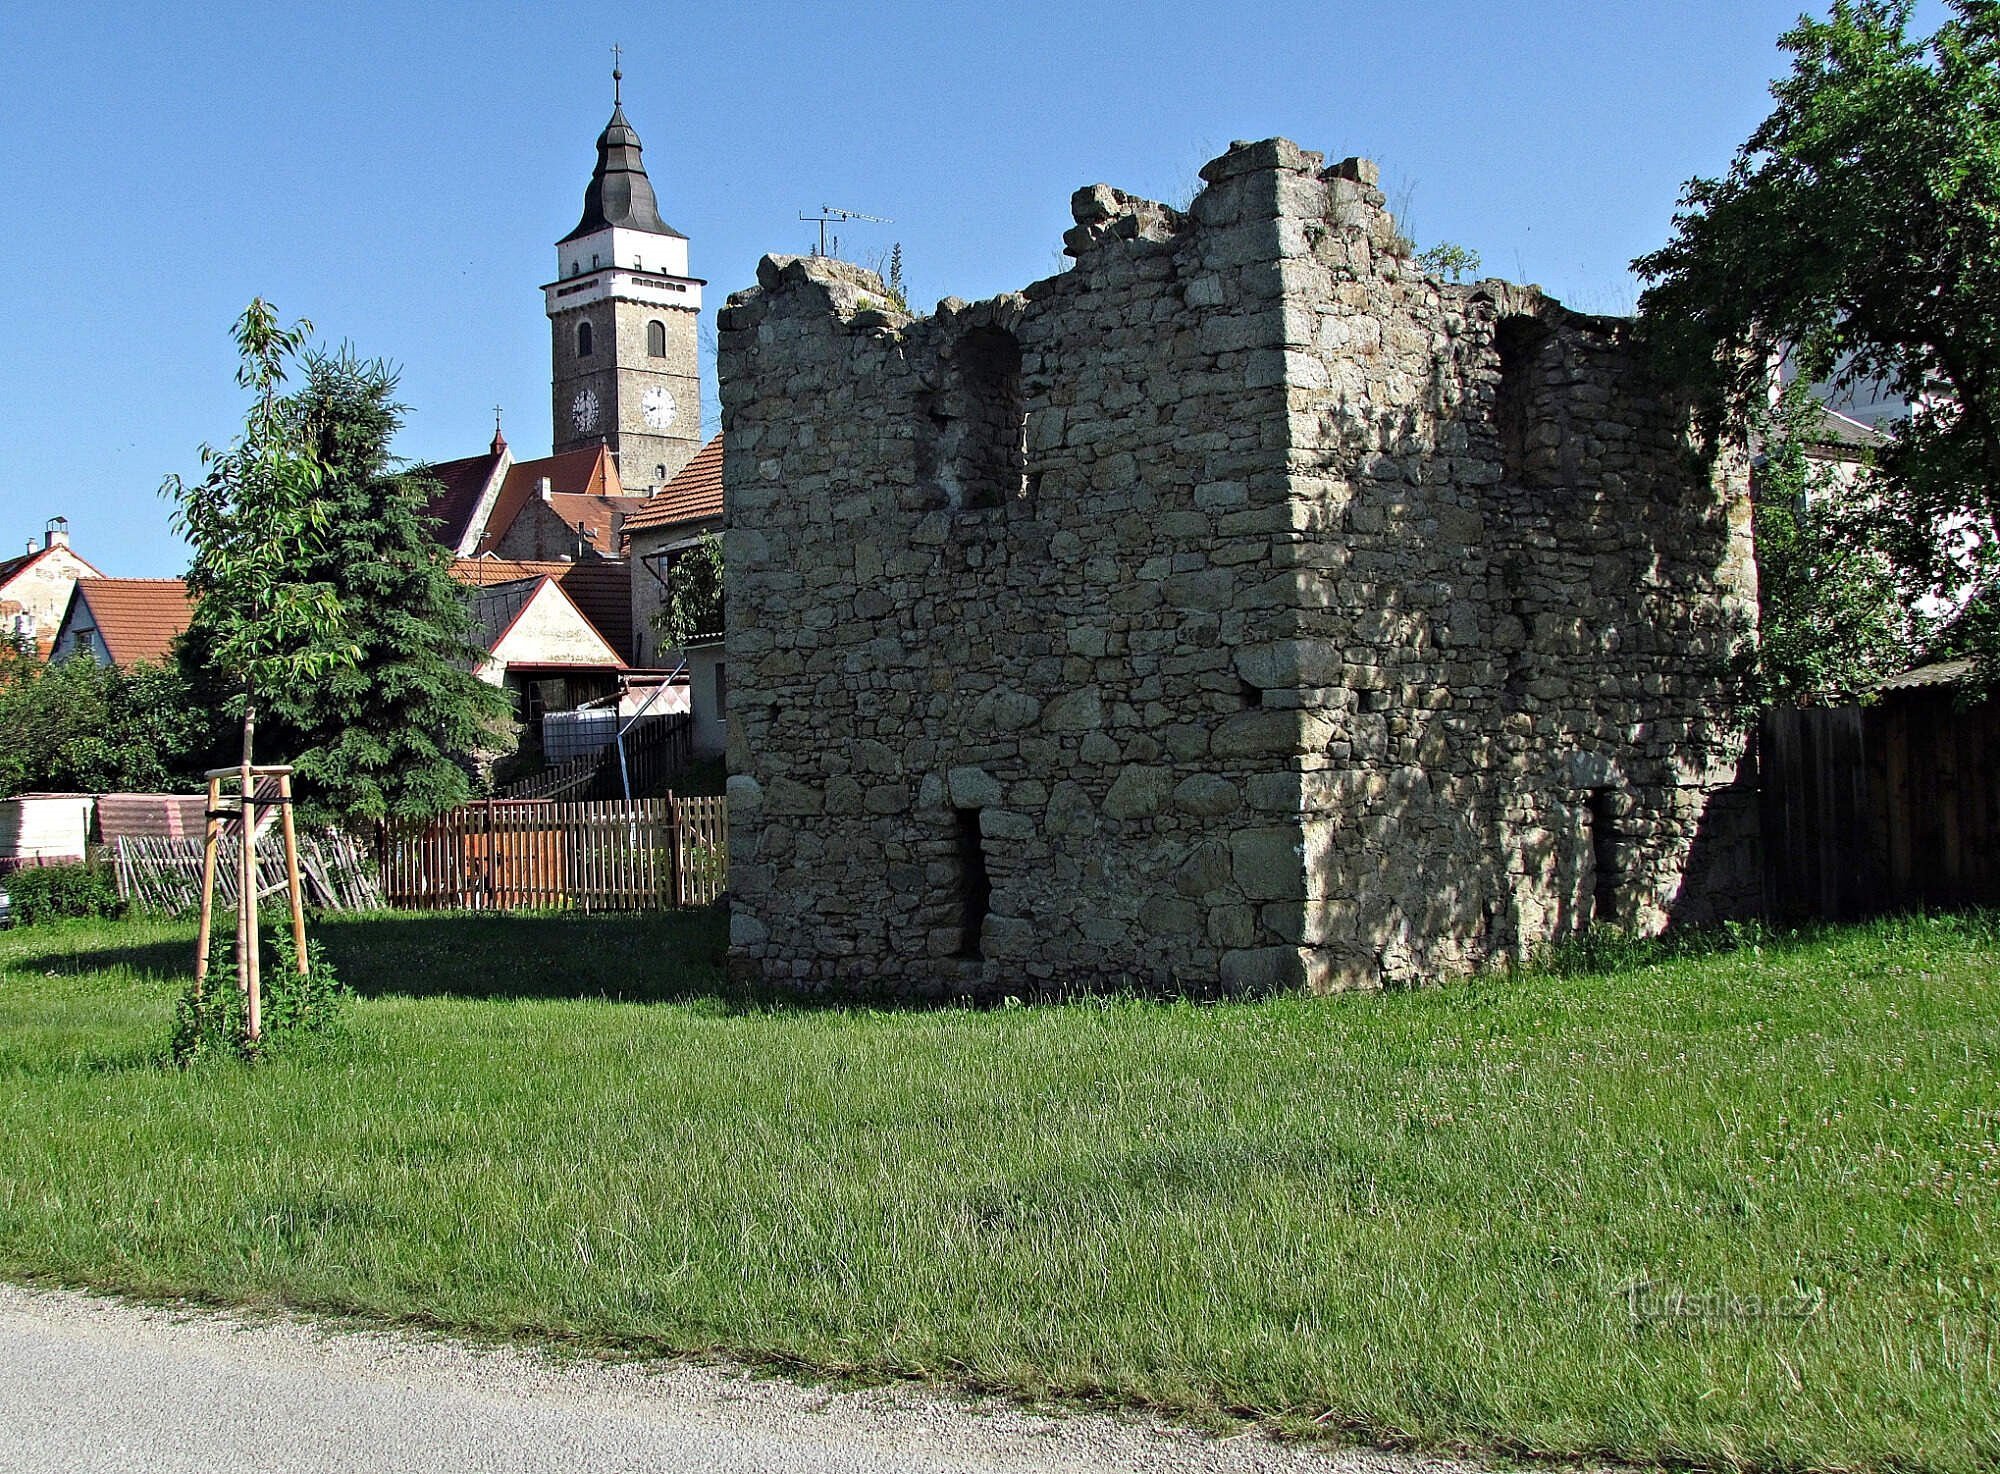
[646,320,667,357]
[576,320,594,358]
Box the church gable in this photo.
[470,445,634,561]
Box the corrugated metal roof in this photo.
[1876,658,1978,692]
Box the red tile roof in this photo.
[541,492,634,560]
[621,436,723,542]
[70,578,194,666]
[450,557,634,663]
[418,451,505,549]
[472,446,637,559]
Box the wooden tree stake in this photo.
[279,773,308,976]
[240,760,259,1043]
[193,775,223,1002]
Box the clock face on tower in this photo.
[641,385,676,431]
[571,387,600,435]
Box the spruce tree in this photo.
[254,348,510,824]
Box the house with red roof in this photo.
[621,434,725,757]
[50,578,195,667]
[0,519,103,657]
[421,422,649,564]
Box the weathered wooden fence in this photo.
[1760,706,1874,922]
[378,796,726,912]
[115,830,382,916]
[1762,692,2000,920]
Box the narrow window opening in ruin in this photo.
[1495,315,1551,483]
[953,808,991,959]
[955,326,1026,510]
[1586,786,1621,924]
[1239,679,1264,709]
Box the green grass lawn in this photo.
[1,909,1995,1472]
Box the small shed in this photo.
[0,793,96,871]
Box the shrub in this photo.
[5,862,122,925]
[171,932,351,1065]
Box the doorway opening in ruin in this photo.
[953,807,991,959]
[1495,315,1553,484]
[1585,786,1622,924]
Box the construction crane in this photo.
[799,204,894,259]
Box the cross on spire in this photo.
[611,42,623,105]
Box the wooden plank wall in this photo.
[1763,694,2000,920]
[1761,706,1874,922]
[378,796,727,913]
[1868,690,2000,910]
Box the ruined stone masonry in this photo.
[719,137,1761,997]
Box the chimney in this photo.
[44,516,69,550]
[538,477,554,500]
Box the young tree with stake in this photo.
[164,300,357,1044]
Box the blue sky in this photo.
[0,1,1902,577]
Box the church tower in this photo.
[545,68,703,490]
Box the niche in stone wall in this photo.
[952,808,992,959]
[916,325,1027,511]
[1585,785,1626,925]
[1494,315,1555,486]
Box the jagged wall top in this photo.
[721,137,1593,350]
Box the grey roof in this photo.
[1808,404,1889,452]
[1748,402,1892,465]
[560,104,684,243]
[1876,658,1977,692]
[468,576,543,649]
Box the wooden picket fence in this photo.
[378,796,727,913]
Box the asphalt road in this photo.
[0,1283,1484,1474]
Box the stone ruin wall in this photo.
[718,137,1760,998]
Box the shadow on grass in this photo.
[1520,906,2000,979]
[17,906,2000,1020]
[10,908,900,1015]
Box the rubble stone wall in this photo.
[718,137,1759,998]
